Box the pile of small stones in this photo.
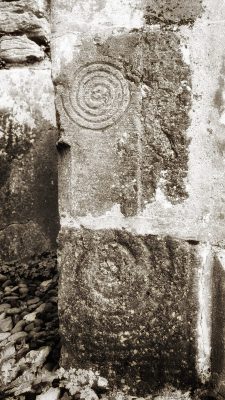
[0,252,61,399]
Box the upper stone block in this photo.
[52,0,225,245]
[56,31,191,219]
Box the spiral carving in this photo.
[62,62,130,130]
[75,241,165,315]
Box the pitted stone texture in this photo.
[97,31,192,203]
[144,0,203,25]
[59,228,200,394]
[56,31,191,218]
[0,222,50,262]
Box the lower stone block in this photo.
[58,228,200,394]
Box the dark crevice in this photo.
[187,240,200,246]
[0,32,49,47]
[56,140,71,154]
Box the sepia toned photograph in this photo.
[0,0,224,399]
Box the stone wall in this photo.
[52,0,225,396]
[0,0,59,262]
[2,0,225,396]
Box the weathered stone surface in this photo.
[57,54,140,217]
[59,228,200,394]
[56,30,191,218]
[0,222,51,262]
[0,69,59,261]
[0,1,49,42]
[95,31,191,203]
[53,0,225,246]
[0,35,45,64]
[0,0,49,17]
[0,0,54,263]
[144,0,203,25]
[211,250,225,393]
[53,0,225,395]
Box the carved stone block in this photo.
[56,31,191,219]
[59,228,200,394]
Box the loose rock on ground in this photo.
[0,253,206,400]
[0,252,61,399]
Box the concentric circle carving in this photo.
[62,62,130,130]
[75,242,165,315]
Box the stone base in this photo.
[58,228,201,395]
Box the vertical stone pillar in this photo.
[0,0,59,262]
[52,0,225,394]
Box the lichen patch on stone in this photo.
[144,0,204,26]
